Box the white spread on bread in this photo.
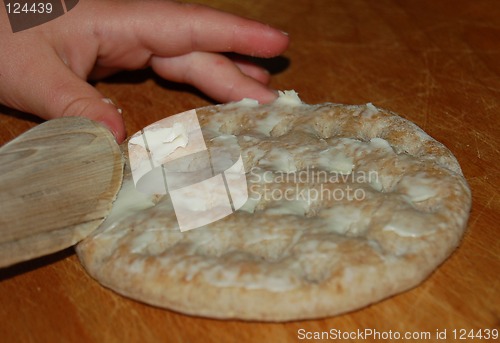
[129,122,189,163]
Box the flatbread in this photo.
[76,91,471,321]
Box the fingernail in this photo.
[281,31,289,36]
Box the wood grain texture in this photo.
[0,0,498,342]
[0,117,123,267]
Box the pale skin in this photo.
[0,0,289,142]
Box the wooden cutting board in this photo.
[0,0,498,342]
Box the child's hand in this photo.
[0,0,289,142]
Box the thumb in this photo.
[48,82,127,143]
[0,45,126,142]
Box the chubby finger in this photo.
[150,52,278,104]
[138,2,289,57]
[91,1,289,69]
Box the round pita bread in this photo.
[76,92,471,321]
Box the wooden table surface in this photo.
[1,0,499,342]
